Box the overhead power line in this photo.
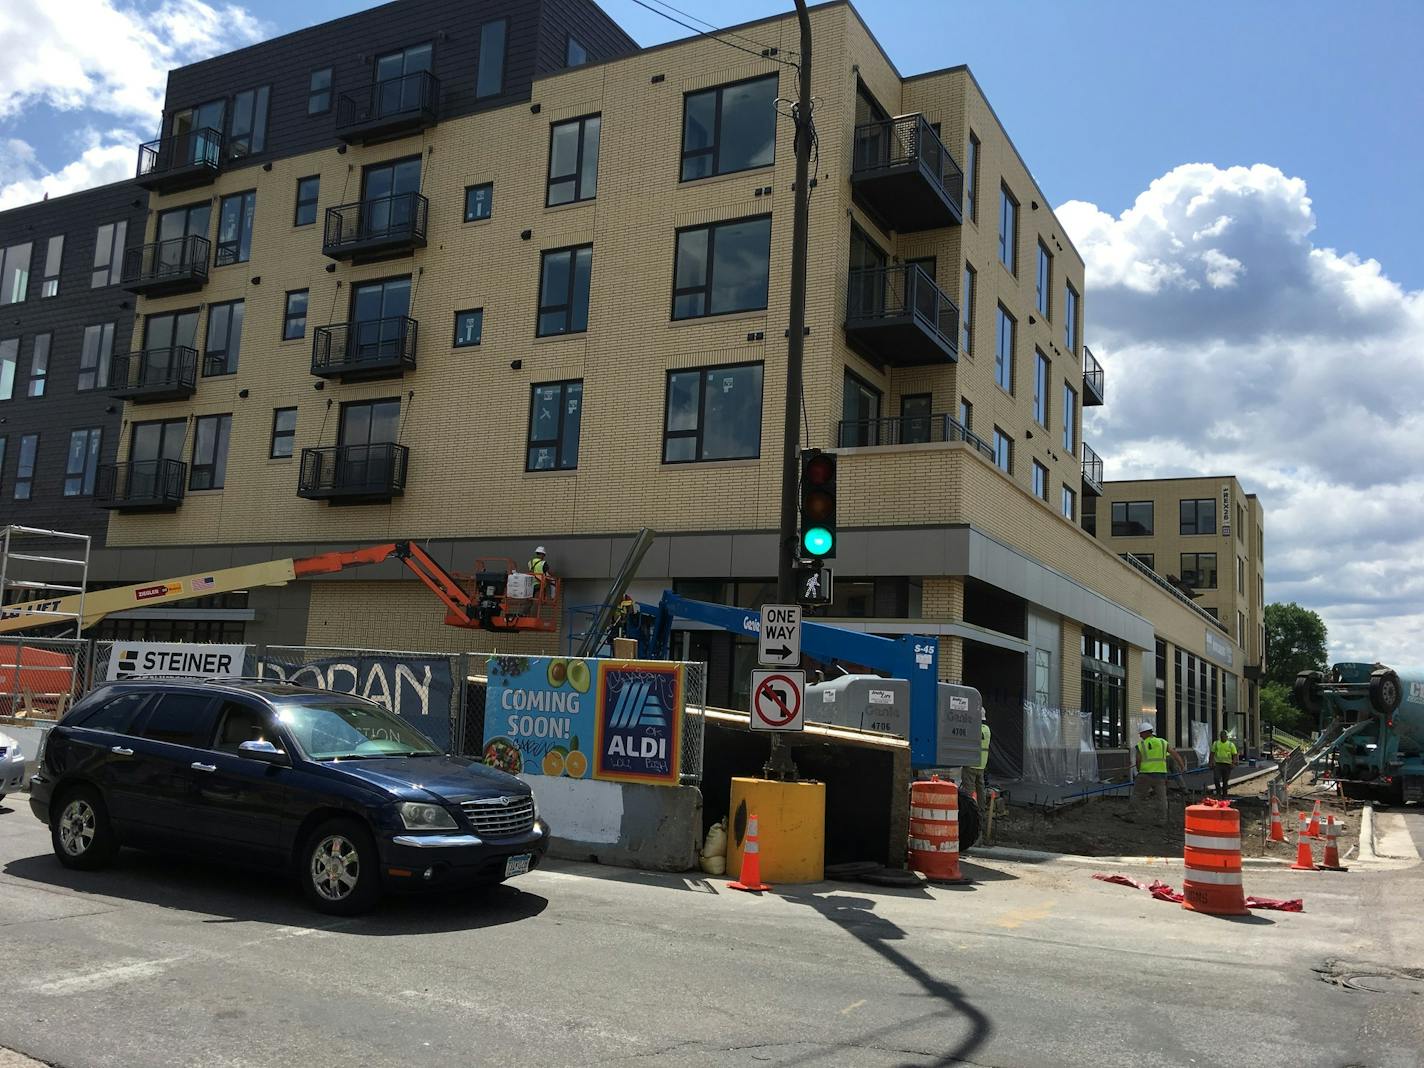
[642,0,800,59]
[625,0,800,69]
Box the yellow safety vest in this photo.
[975,723,991,770]
[1211,740,1237,764]
[529,557,546,575]
[1137,736,1169,774]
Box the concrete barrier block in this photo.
[520,774,702,872]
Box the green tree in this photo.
[1264,602,1328,689]
[1260,680,1309,735]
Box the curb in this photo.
[1359,804,1377,862]
[969,845,1291,869]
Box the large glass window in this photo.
[91,222,126,288]
[63,428,102,497]
[0,243,32,304]
[992,427,1012,474]
[663,363,763,463]
[964,132,979,222]
[961,263,976,356]
[1180,497,1216,535]
[1063,383,1077,452]
[373,43,432,117]
[1032,461,1048,501]
[537,245,592,336]
[1036,240,1052,317]
[672,216,771,320]
[901,393,932,444]
[526,380,584,471]
[1034,351,1050,426]
[28,333,50,397]
[78,323,115,391]
[14,433,37,500]
[995,304,1015,392]
[228,86,270,156]
[1083,630,1126,749]
[1065,281,1079,353]
[294,176,320,227]
[546,115,601,206]
[1061,485,1076,521]
[476,19,507,98]
[308,68,333,115]
[999,185,1018,274]
[204,299,245,375]
[40,235,63,298]
[1111,500,1154,536]
[270,407,297,459]
[681,74,777,181]
[0,338,16,400]
[190,414,232,491]
[282,290,308,340]
[1180,552,1218,590]
[215,191,256,266]
[840,372,881,447]
[566,36,588,68]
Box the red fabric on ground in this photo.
[1093,873,1303,912]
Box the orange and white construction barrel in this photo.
[908,775,967,883]
[1182,799,1248,915]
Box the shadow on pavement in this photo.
[2,849,548,935]
[780,890,993,1067]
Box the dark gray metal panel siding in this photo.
[536,0,640,75]
[0,181,147,541]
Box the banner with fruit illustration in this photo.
[482,655,596,779]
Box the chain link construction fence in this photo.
[0,637,93,720]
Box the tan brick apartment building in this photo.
[4,0,1263,769]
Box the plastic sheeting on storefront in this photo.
[1022,702,1100,786]
[1190,720,1211,769]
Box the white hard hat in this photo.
[1139,721,1155,734]
[534,546,546,554]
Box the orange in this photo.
[542,750,566,776]
[564,750,588,779]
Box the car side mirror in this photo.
[238,739,291,766]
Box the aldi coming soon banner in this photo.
[482,655,684,787]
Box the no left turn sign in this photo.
[750,668,806,732]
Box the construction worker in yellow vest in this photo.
[1128,720,1185,825]
[1211,729,1238,797]
[528,546,549,598]
[962,713,991,815]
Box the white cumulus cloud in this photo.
[1059,163,1424,672]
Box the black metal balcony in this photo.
[322,193,428,262]
[121,236,210,297]
[851,114,963,232]
[311,317,418,382]
[95,459,186,513]
[844,264,959,367]
[297,444,409,503]
[1082,347,1105,404]
[1082,442,1104,497]
[837,413,994,462]
[135,128,224,193]
[335,71,440,144]
[106,348,198,403]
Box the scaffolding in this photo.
[0,526,91,719]
[0,526,90,637]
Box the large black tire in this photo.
[958,793,981,852]
[51,785,119,871]
[1294,671,1324,717]
[299,818,381,916]
[1369,669,1403,716]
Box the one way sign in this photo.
[758,603,802,667]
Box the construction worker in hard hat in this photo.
[962,712,991,817]
[1211,729,1238,797]
[1128,720,1184,825]
[610,593,638,641]
[528,546,550,598]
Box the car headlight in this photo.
[398,801,457,831]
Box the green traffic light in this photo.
[802,527,834,556]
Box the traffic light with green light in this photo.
[800,449,837,559]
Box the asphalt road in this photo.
[1,799,1421,1068]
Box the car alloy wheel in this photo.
[310,833,361,902]
[58,798,97,857]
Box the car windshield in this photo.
[275,699,443,761]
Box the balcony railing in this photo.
[106,347,198,403]
[335,71,440,144]
[322,193,429,261]
[95,459,186,512]
[1083,346,1105,407]
[851,114,964,231]
[837,413,994,462]
[121,235,210,297]
[298,444,409,503]
[1081,442,1104,497]
[1120,552,1229,634]
[844,264,959,366]
[311,316,418,381]
[135,128,224,194]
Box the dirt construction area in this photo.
[985,778,1360,858]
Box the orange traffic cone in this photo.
[1319,815,1349,872]
[1291,812,1317,871]
[1305,800,1322,838]
[1267,795,1286,843]
[728,813,772,892]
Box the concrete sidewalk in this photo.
[992,760,1278,808]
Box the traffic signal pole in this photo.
[777,0,813,605]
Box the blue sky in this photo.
[1,0,1421,666]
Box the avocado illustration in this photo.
[567,659,591,693]
[547,658,569,687]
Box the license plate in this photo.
[504,854,532,878]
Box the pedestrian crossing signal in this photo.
[797,565,833,606]
[800,449,836,559]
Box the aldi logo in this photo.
[593,661,684,786]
